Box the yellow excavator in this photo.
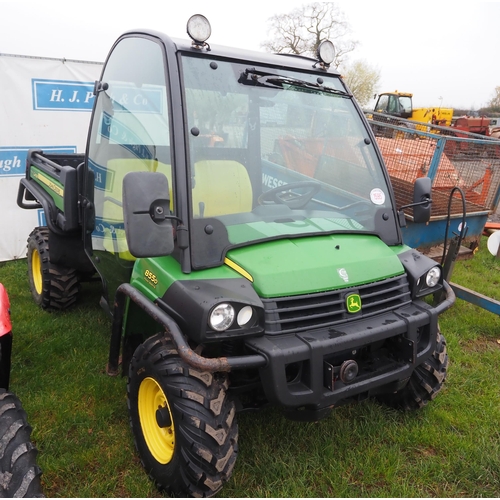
[373,91,453,128]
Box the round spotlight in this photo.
[187,14,211,44]
[339,360,358,383]
[237,306,253,327]
[426,266,441,287]
[317,40,335,66]
[209,303,234,332]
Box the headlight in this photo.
[209,303,235,331]
[425,266,441,287]
[237,306,253,327]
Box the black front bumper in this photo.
[110,282,453,413]
[244,282,455,409]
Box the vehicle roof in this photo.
[380,91,413,97]
[120,28,342,77]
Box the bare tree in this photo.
[261,2,380,105]
[487,86,500,109]
[341,60,381,108]
[261,2,358,68]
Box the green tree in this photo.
[341,60,380,108]
[261,2,357,68]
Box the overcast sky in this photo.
[1,0,498,110]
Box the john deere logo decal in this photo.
[346,293,361,313]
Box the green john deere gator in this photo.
[17,15,455,497]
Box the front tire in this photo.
[127,334,238,497]
[0,390,43,497]
[27,227,80,310]
[378,331,448,411]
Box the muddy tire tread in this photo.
[379,332,448,411]
[0,390,43,497]
[27,227,80,310]
[128,335,238,497]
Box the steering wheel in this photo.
[258,181,321,209]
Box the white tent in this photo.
[0,53,103,261]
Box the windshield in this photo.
[182,55,399,269]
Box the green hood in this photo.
[226,234,404,298]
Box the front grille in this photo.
[262,274,411,335]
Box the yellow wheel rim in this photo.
[138,377,175,464]
[31,248,43,295]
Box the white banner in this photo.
[0,53,103,261]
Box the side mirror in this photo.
[412,177,432,223]
[122,171,174,258]
[398,177,432,226]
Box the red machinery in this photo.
[452,116,491,137]
[0,284,12,390]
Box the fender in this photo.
[107,283,267,376]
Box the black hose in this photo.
[441,186,467,266]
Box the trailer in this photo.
[367,112,500,315]
[366,112,500,261]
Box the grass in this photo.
[1,237,500,497]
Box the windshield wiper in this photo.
[266,76,350,97]
[239,68,350,97]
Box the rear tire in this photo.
[127,334,238,497]
[0,390,43,497]
[378,330,448,411]
[27,227,80,310]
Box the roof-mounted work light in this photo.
[187,14,211,48]
[316,40,335,68]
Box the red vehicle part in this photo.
[0,284,12,336]
[0,284,12,390]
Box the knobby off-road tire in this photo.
[27,227,80,310]
[0,390,43,497]
[378,331,448,411]
[127,334,238,497]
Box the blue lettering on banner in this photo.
[88,158,112,191]
[0,146,77,177]
[92,216,125,239]
[109,87,163,114]
[32,79,95,111]
[262,173,287,189]
[100,111,154,160]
